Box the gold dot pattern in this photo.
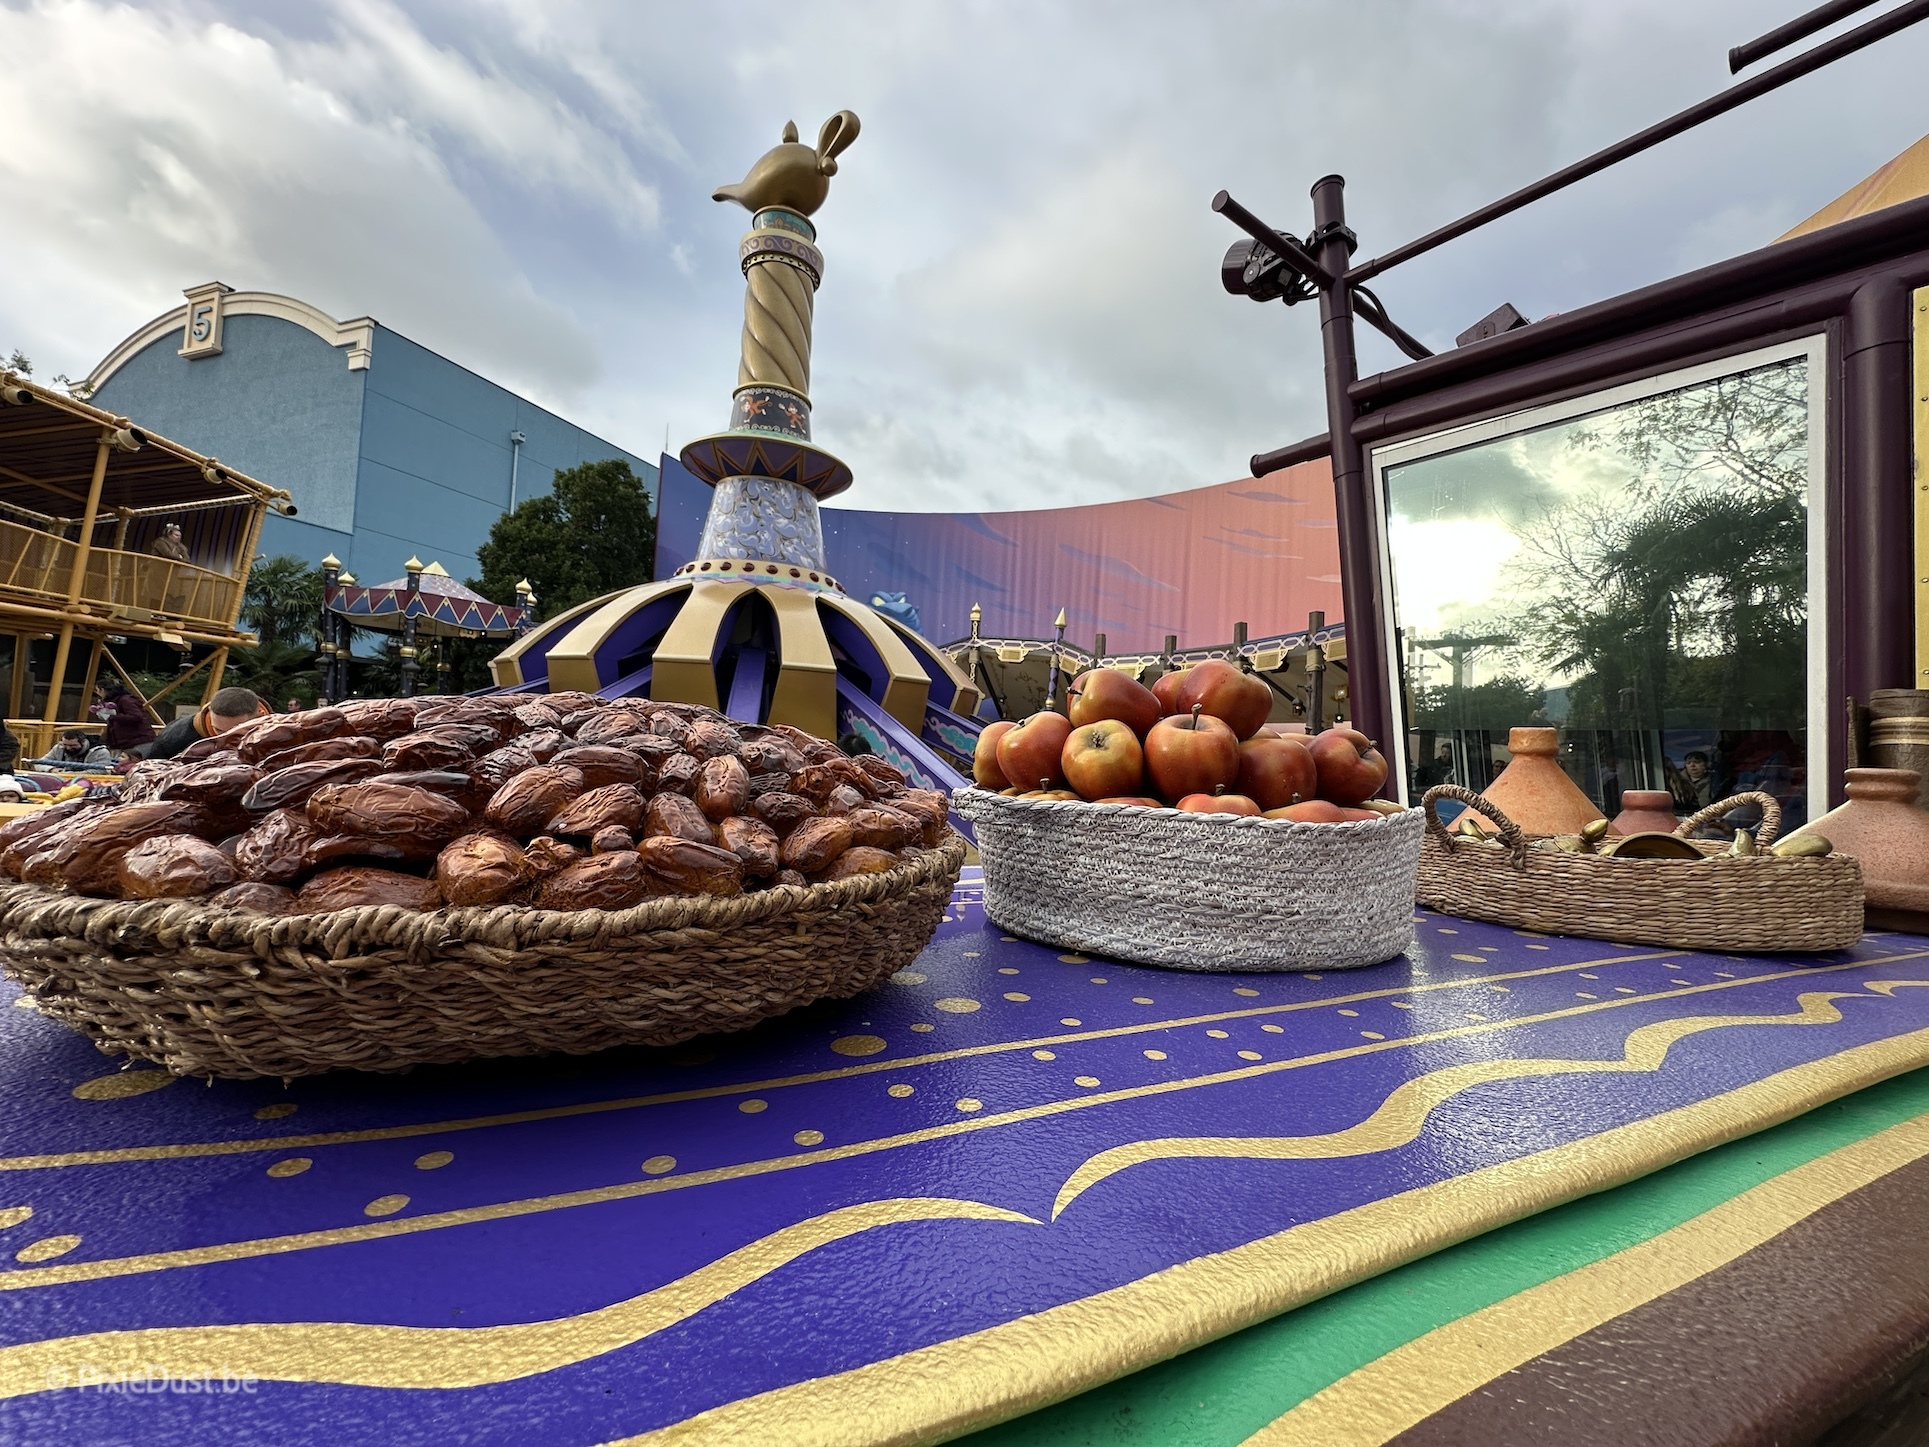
[1060,1018,1082,1027]
[886,1084,914,1098]
[266,1158,311,1178]
[1057,954,1090,963]
[1237,1050,1261,1061]
[254,1103,298,1121]
[955,1098,983,1113]
[414,1151,454,1171]
[1143,1050,1167,1060]
[1206,1029,1229,1039]
[1132,997,1154,1005]
[642,1156,676,1175]
[831,1035,887,1056]
[0,1206,32,1230]
[10,997,34,1009]
[1033,1050,1057,1061]
[739,1099,768,1114]
[1361,1031,1386,1041]
[1089,977,1108,984]
[72,1072,175,1101]
[363,1195,409,1218]
[998,967,1019,975]
[1003,992,1030,1002]
[793,1130,824,1147]
[16,1235,79,1263]
[1233,988,1260,997]
[1261,1023,1285,1033]
[1074,1077,1101,1088]
[1338,1009,1360,1017]
[1452,954,1486,963]
[909,1023,935,1033]
[933,998,981,1014]
[889,970,927,985]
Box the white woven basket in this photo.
[952,789,1423,971]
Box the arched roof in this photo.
[86,289,378,390]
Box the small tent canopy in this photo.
[327,561,525,638]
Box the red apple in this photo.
[1150,668,1189,716]
[1177,790,1262,816]
[1236,735,1318,811]
[1307,726,1389,805]
[1144,705,1240,801]
[973,720,1017,788]
[1061,718,1145,800]
[1068,668,1161,737]
[1020,788,1082,801]
[1265,800,1380,823]
[1094,795,1166,808]
[996,711,1074,793]
[1177,659,1273,740]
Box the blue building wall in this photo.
[92,307,656,592]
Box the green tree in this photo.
[473,458,656,620]
[229,554,325,705]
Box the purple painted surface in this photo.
[0,880,1925,1443]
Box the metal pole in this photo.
[1309,177,1391,774]
[65,434,112,608]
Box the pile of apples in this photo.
[970,660,1392,821]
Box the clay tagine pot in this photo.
[1465,727,1606,837]
[1611,789,1679,837]
[1790,768,1929,927]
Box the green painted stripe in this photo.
[961,1065,1929,1446]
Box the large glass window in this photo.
[1377,343,1821,832]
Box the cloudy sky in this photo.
[1,0,1922,515]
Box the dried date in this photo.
[207,881,298,915]
[117,834,235,898]
[780,816,853,875]
[682,719,740,762]
[637,836,743,896]
[694,756,750,821]
[337,698,421,740]
[381,727,480,772]
[517,729,568,762]
[546,783,646,837]
[716,815,779,877]
[235,708,349,763]
[847,805,920,850]
[256,736,381,772]
[434,832,531,907]
[818,845,899,881]
[0,799,92,878]
[653,753,699,794]
[522,836,586,876]
[295,867,442,914]
[52,801,203,895]
[533,852,651,910]
[590,826,635,854]
[234,809,324,884]
[550,746,646,788]
[643,793,715,845]
[242,758,383,814]
[306,782,470,854]
[749,791,816,835]
[483,765,585,836]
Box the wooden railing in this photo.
[0,518,241,631]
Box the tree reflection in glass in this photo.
[1385,356,1811,832]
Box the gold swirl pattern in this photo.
[1051,990,1873,1218]
[738,259,814,395]
[0,1198,1034,1400]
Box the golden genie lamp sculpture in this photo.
[490,113,980,787]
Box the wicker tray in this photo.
[953,789,1424,972]
[1417,786,1862,953]
[0,836,967,1080]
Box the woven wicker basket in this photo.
[952,789,1423,972]
[0,836,967,1080]
[1417,786,1862,953]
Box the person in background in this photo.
[1678,750,1719,811]
[91,680,156,752]
[150,523,191,564]
[139,687,269,761]
[0,724,17,777]
[284,697,304,713]
[0,777,23,804]
[31,729,111,769]
[112,750,141,775]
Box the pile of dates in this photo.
[0,693,950,916]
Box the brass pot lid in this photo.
[1600,831,1704,860]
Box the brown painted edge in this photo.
[1390,1149,1929,1447]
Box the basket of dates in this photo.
[0,693,963,1078]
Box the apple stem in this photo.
[1189,703,1202,731]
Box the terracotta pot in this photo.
[1472,727,1606,836]
[1792,768,1929,916]
[1611,790,1679,837]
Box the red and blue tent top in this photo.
[325,566,525,638]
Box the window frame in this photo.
[1365,334,1830,807]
